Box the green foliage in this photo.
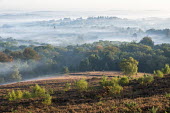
[119,57,139,77]
[75,79,88,91]
[124,102,138,108]
[8,90,23,101]
[8,90,17,101]
[165,93,170,98]
[62,66,69,74]
[22,91,32,99]
[154,70,164,78]
[9,66,22,82]
[31,84,46,97]
[137,75,154,85]
[110,77,119,86]
[64,83,71,91]
[7,84,52,105]
[100,76,120,87]
[108,84,123,95]
[100,76,123,95]
[119,76,129,85]
[100,76,109,87]
[42,94,52,105]
[149,106,159,113]
[139,37,154,47]
[15,90,23,99]
[162,64,170,75]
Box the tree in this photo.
[62,66,69,73]
[23,48,40,60]
[0,52,13,62]
[139,37,154,47]
[9,66,22,81]
[119,57,139,76]
[79,58,91,71]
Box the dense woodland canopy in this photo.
[0,37,170,84]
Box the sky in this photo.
[0,0,170,11]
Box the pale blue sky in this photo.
[0,0,170,11]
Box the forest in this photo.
[0,36,169,84]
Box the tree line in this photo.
[0,37,170,84]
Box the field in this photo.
[0,71,169,113]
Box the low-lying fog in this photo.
[0,10,170,46]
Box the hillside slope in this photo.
[0,74,169,113]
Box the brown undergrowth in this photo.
[0,74,169,113]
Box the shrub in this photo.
[154,70,164,78]
[15,90,23,99]
[8,90,17,101]
[64,83,71,91]
[144,75,154,84]
[108,84,123,95]
[138,75,154,85]
[119,76,129,85]
[31,84,46,97]
[162,64,170,75]
[165,93,170,98]
[149,106,158,113]
[100,76,119,87]
[8,90,23,101]
[42,94,52,105]
[23,91,32,99]
[75,79,88,91]
[100,76,109,87]
[137,77,145,85]
[110,77,119,86]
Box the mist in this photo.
[0,11,170,46]
[0,10,170,85]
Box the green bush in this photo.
[154,70,164,78]
[149,106,158,113]
[8,90,23,101]
[75,79,88,91]
[7,84,52,105]
[144,75,154,84]
[23,91,32,99]
[162,64,170,75]
[8,90,17,101]
[31,84,46,97]
[165,93,170,98]
[108,84,123,95]
[119,76,129,85]
[100,76,119,87]
[110,77,119,86]
[64,83,71,91]
[42,94,52,105]
[15,90,23,99]
[138,75,154,85]
[100,76,109,87]
[137,77,145,85]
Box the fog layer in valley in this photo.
[0,10,170,46]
